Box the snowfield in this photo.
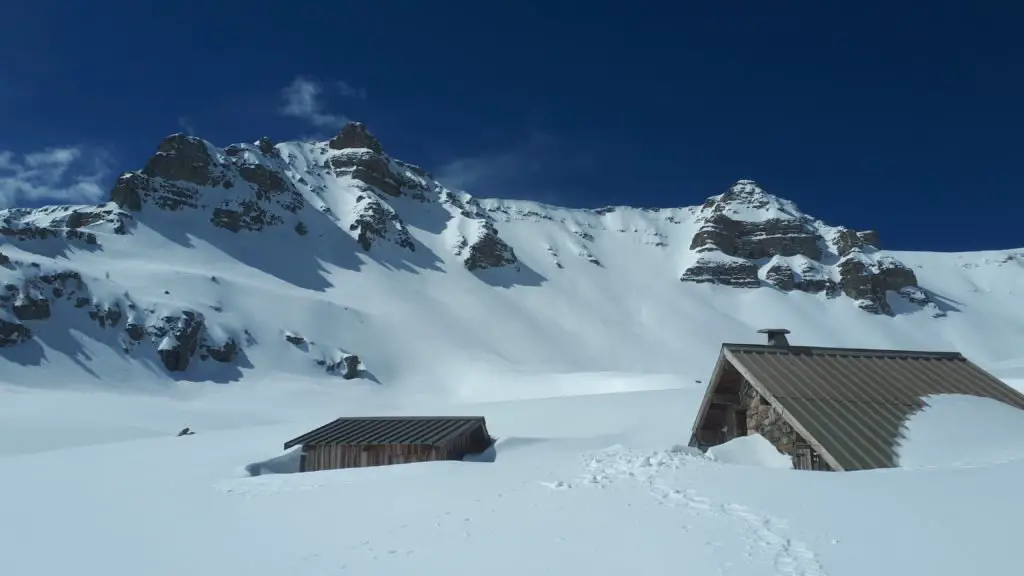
[4,385,1024,576]
[2,129,1024,574]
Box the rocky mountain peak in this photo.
[328,122,385,155]
[681,181,941,317]
[723,179,769,200]
[703,179,803,222]
[141,133,225,188]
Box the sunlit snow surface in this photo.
[1,157,1024,573]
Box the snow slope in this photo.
[2,125,1024,575]
[5,386,1024,576]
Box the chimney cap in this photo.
[757,328,791,335]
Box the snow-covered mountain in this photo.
[4,122,1024,576]
[1,121,1023,393]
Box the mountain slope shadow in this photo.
[360,235,445,275]
[1,235,105,261]
[134,206,366,292]
[470,261,547,288]
[924,289,963,314]
[388,195,454,236]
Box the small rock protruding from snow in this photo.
[256,136,276,156]
[152,311,205,372]
[0,312,31,347]
[462,221,518,271]
[314,349,362,379]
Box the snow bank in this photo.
[896,394,1024,469]
[705,434,793,469]
[245,448,302,476]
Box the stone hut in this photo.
[689,329,1024,471]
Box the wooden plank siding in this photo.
[296,419,494,472]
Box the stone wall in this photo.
[740,381,801,455]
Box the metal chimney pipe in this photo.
[757,328,791,347]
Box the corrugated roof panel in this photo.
[283,416,487,449]
[714,344,1024,471]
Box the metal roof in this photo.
[693,343,1024,471]
[283,416,487,450]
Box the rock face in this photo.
[680,255,760,288]
[680,180,935,315]
[688,180,822,260]
[461,220,518,271]
[328,122,384,155]
[327,354,361,379]
[349,194,415,251]
[112,133,307,236]
[154,312,204,372]
[834,251,938,315]
[142,133,226,187]
[0,256,255,372]
[0,315,31,347]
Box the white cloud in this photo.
[435,132,580,203]
[280,76,364,129]
[177,116,197,136]
[0,146,112,208]
[336,81,368,100]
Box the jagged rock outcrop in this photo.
[153,312,205,372]
[680,256,760,288]
[325,353,360,379]
[762,260,796,291]
[0,315,31,347]
[835,251,932,315]
[0,205,120,244]
[688,181,822,260]
[200,336,238,363]
[680,180,933,316]
[328,122,384,155]
[0,256,254,372]
[256,136,275,156]
[857,230,880,248]
[112,134,307,235]
[142,133,227,187]
[349,194,415,251]
[329,149,403,197]
[461,220,518,271]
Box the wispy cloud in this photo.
[335,81,368,100]
[435,132,590,203]
[0,146,112,208]
[280,76,365,130]
[177,116,197,136]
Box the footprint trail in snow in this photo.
[550,445,829,576]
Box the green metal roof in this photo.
[694,344,1024,471]
[283,416,487,450]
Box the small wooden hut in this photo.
[283,416,493,471]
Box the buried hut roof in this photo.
[691,341,1024,471]
[283,416,488,450]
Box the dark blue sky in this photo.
[2,1,1021,251]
